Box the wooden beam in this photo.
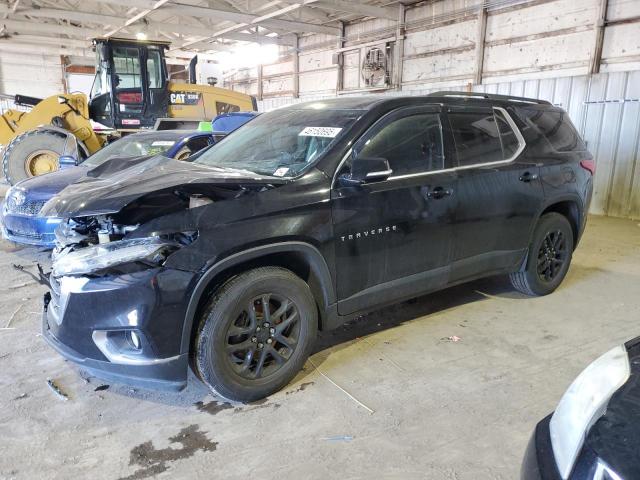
[590,0,608,74]
[474,5,487,85]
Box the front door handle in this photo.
[519,171,539,183]
[427,186,452,200]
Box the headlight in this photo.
[550,345,630,479]
[52,237,172,277]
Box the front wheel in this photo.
[2,129,67,184]
[194,267,318,402]
[510,212,574,296]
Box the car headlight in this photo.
[52,237,172,277]
[550,345,630,479]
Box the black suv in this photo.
[41,92,594,402]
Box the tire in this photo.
[2,130,67,185]
[194,267,318,403]
[510,212,574,296]
[173,146,192,161]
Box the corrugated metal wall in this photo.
[258,70,640,219]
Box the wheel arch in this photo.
[538,197,583,249]
[517,195,584,272]
[180,241,336,355]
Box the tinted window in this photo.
[185,136,211,154]
[495,109,520,158]
[216,102,240,114]
[357,113,444,176]
[449,109,520,167]
[522,109,586,152]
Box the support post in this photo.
[257,64,263,101]
[293,34,300,98]
[393,3,405,90]
[336,21,345,94]
[590,0,608,74]
[474,4,487,85]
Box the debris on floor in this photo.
[46,378,69,401]
[322,435,354,442]
[308,358,374,415]
[443,335,462,342]
[94,385,110,392]
[5,303,23,328]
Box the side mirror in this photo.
[338,156,392,186]
[58,155,78,169]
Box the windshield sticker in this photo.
[151,141,176,147]
[299,127,342,138]
[273,167,290,177]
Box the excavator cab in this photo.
[1,37,257,185]
[89,38,170,131]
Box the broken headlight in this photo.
[52,237,173,277]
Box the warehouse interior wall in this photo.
[226,0,640,220]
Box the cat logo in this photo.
[170,92,202,105]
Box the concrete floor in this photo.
[0,215,638,480]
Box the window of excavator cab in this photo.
[147,49,163,89]
[216,102,241,114]
[90,52,110,99]
[113,47,142,90]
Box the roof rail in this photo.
[427,91,552,106]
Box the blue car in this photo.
[1,111,258,248]
[1,130,214,248]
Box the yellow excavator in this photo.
[0,38,256,185]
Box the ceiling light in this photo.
[136,32,147,41]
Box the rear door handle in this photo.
[426,186,452,199]
[519,171,539,183]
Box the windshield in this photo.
[83,134,180,167]
[194,107,362,177]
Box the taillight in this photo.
[117,92,142,104]
[580,159,595,175]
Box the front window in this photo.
[355,112,444,176]
[82,135,179,167]
[194,107,362,178]
[113,46,142,90]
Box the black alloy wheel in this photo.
[536,230,569,283]
[226,293,301,380]
[510,212,574,296]
[195,267,317,403]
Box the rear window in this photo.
[449,109,521,167]
[521,109,586,152]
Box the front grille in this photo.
[5,197,46,216]
[6,228,43,240]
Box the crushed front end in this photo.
[43,217,199,390]
[39,155,284,390]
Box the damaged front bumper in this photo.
[41,266,198,391]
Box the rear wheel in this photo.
[194,267,317,402]
[2,130,67,184]
[510,212,574,296]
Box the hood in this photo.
[14,167,87,201]
[39,154,287,218]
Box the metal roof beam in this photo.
[312,0,397,21]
